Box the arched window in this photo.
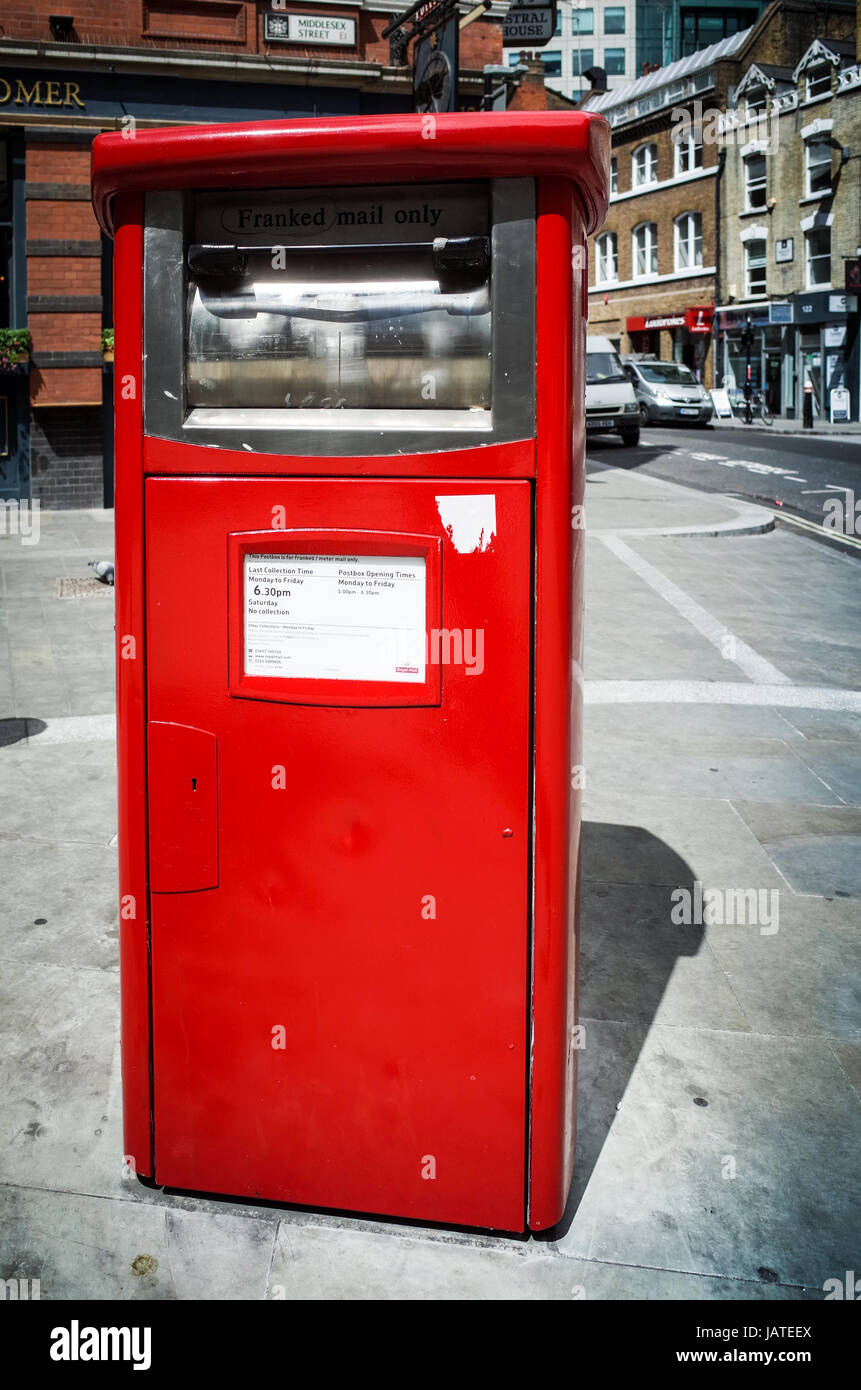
[674,212,703,271]
[595,232,618,284]
[632,142,658,188]
[632,222,657,278]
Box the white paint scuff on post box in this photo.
[434,494,497,553]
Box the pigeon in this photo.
[89,560,115,586]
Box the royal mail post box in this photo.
[92,112,609,1233]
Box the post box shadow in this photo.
[545,820,705,1242]
[0,718,45,748]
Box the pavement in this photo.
[713,415,861,436]
[1,468,860,1301]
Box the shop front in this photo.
[625,305,714,383]
[716,294,859,421]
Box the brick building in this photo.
[717,5,860,421]
[0,0,510,507]
[579,28,750,385]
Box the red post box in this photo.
[92,112,609,1233]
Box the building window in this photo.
[805,137,832,197]
[681,8,757,57]
[633,222,657,278]
[596,231,618,284]
[674,212,703,271]
[805,226,831,287]
[745,239,767,296]
[605,48,626,76]
[572,7,593,35]
[609,156,618,195]
[805,63,832,101]
[572,48,594,77]
[674,128,703,176]
[745,85,767,116]
[744,153,767,210]
[604,6,626,33]
[540,51,563,78]
[633,142,657,188]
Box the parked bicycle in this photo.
[734,390,774,426]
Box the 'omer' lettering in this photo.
[0,78,85,107]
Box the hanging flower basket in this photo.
[0,328,32,372]
[101,327,115,364]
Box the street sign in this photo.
[503,5,555,46]
[830,387,850,423]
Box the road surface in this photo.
[588,425,861,533]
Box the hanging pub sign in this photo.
[503,5,555,46]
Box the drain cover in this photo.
[55,577,114,599]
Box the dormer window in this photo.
[806,63,832,100]
[745,85,767,116]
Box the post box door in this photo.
[145,476,532,1231]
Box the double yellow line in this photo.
[774,508,861,554]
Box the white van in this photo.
[585,335,640,446]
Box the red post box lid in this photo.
[91,111,610,239]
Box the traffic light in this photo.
[845,258,861,293]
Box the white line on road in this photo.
[599,533,793,686]
[586,680,861,711]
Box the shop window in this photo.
[573,8,594,35]
[674,212,702,271]
[745,239,767,296]
[744,152,767,210]
[595,231,618,284]
[805,137,832,197]
[604,7,626,34]
[633,142,657,188]
[633,222,657,278]
[805,226,831,287]
[609,156,618,195]
[805,63,832,101]
[674,128,703,176]
[605,48,626,76]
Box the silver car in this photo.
[623,358,714,427]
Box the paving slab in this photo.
[0,961,123,1199]
[557,1025,861,1291]
[731,801,861,897]
[705,893,861,1040]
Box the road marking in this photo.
[599,534,793,686]
[680,450,806,482]
[586,680,861,711]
